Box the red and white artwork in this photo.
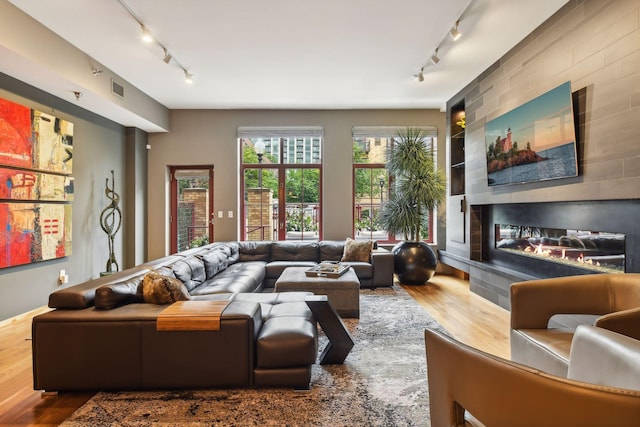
[0,97,73,268]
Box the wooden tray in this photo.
[157,300,229,331]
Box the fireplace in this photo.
[440,199,640,309]
[475,200,639,278]
[495,224,625,274]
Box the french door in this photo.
[169,165,214,253]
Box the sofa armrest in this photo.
[371,248,394,287]
[510,275,616,330]
[595,307,640,340]
[568,325,640,390]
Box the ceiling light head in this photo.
[184,70,194,84]
[163,49,172,64]
[417,67,424,82]
[141,25,153,43]
[92,68,103,76]
[450,21,461,41]
[430,49,440,65]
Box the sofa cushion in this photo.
[256,317,318,369]
[171,256,206,291]
[319,240,345,262]
[95,275,145,310]
[48,267,150,309]
[200,249,229,279]
[341,261,373,279]
[142,271,191,305]
[271,241,319,262]
[341,238,373,262]
[238,241,271,262]
[223,241,240,264]
[190,261,267,295]
[266,261,318,280]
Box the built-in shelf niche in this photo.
[450,100,465,196]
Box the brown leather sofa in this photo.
[33,239,391,392]
[425,327,640,427]
[33,291,318,391]
[510,273,640,377]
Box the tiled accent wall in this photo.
[442,0,640,307]
[445,0,640,255]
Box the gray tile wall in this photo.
[446,0,640,253]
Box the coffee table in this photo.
[275,266,360,318]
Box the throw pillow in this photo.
[341,238,373,262]
[142,271,191,305]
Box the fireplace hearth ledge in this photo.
[439,250,538,311]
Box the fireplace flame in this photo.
[524,244,600,267]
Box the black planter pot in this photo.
[392,241,437,285]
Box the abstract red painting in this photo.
[0,97,73,268]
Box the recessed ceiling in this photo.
[5,0,568,123]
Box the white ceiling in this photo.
[6,0,568,126]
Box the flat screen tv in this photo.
[484,81,578,186]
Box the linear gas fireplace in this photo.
[496,225,625,274]
[439,199,640,310]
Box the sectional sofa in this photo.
[32,240,394,392]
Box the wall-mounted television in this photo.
[484,81,578,186]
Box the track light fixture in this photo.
[116,0,194,84]
[141,25,153,43]
[430,49,440,65]
[449,20,461,41]
[163,49,172,64]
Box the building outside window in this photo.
[239,126,322,241]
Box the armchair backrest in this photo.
[510,273,640,329]
[424,328,640,427]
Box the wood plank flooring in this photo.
[0,274,510,426]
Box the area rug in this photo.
[61,284,446,426]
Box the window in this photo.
[352,126,438,244]
[239,127,322,241]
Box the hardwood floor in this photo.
[0,274,510,426]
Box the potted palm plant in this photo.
[378,127,447,285]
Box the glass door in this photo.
[170,166,214,253]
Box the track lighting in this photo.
[414,67,424,82]
[141,25,153,43]
[163,49,172,64]
[117,0,195,84]
[430,49,440,65]
[162,49,173,64]
[449,20,461,41]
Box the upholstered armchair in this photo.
[424,327,640,427]
[510,273,640,376]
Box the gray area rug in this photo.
[61,285,446,426]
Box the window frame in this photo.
[352,127,438,244]
[239,128,323,241]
